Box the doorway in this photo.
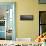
[0,2,16,40]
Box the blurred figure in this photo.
[35,34,44,42]
[35,33,46,42]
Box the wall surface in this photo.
[0,0,46,40]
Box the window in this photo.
[0,2,16,40]
[39,11,46,35]
[39,0,46,4]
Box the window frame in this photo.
[39,11,46,35]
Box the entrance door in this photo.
[0,2,16,40]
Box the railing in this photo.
[0,40,45,46]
